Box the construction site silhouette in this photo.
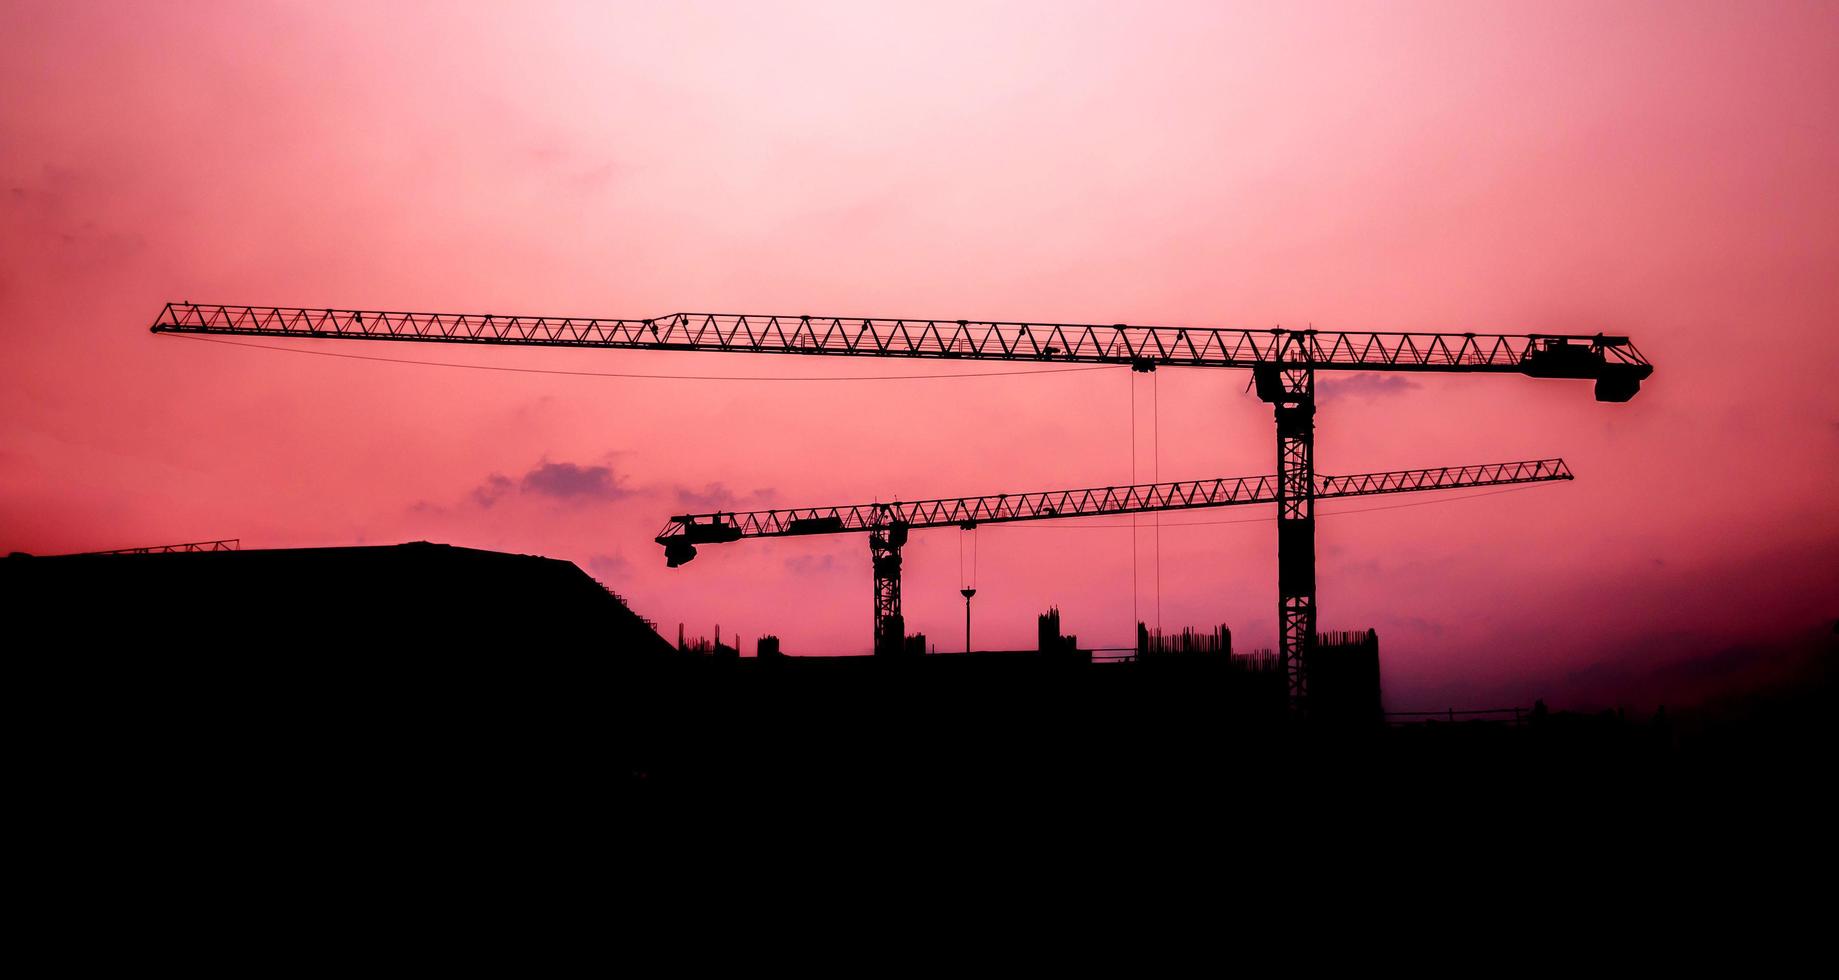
[10,536,1832,804]
[7,301,1832,808]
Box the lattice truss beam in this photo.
[656,459,1572,549]
[73,539,240,555]
[150,304,1650,385]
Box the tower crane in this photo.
[149,303,1649,703]
[656,459,1573,657]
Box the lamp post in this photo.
[960,588,976,653]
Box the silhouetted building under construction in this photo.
[2,541,673,655]
[6,545,1396,792]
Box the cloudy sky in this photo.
[3,1,1834,707]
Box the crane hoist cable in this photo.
[957,525,978,593]
[1130,369,1138,640]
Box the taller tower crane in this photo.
[149,303,1651,703]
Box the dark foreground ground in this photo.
[16,645,1834,909]
[15,544,1829,811]
[14,547,1831,916]
[29,643,1836,812]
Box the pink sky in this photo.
[4,1,1835,708]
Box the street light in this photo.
[960,587,976,653]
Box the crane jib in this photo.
[149,303,1651,395]
[652,459,1574,563]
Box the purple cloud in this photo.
[521,461,629,501]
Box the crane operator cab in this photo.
[1522,335,1650,402]
[657,515,743,567]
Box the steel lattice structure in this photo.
[152,301,1648,706]
[657,460,1573,658]
[74,538,240,555]
[150,303,1650,383]
[657,460,1571,542]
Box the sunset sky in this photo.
[4,1,1835,708]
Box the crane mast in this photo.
[657,459,1573,658]
[152,301,1647,707]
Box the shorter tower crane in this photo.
[656,459,1573,659]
